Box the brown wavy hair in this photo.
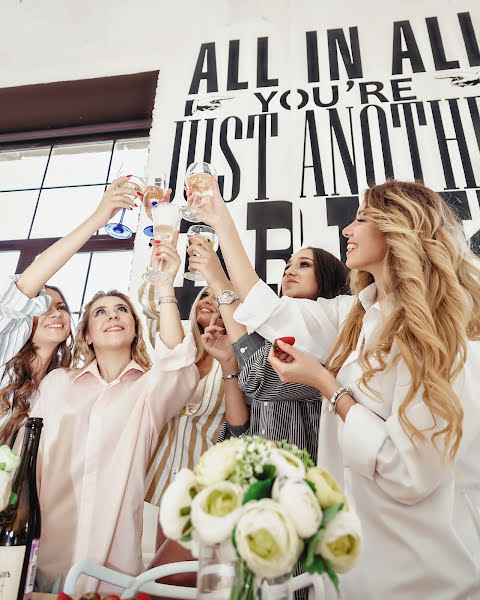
[71,290,152,372]
[326,180,480,462]
[0,285,73,446]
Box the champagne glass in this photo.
[104,166,145,239]
[143,172,168,238]
[181,162,217,223]
[184,224,218,282]
[143,201,181,284]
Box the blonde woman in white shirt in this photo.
[0,176,138,446]
[187,179,480,600]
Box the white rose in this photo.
[191,482,243,544]
[195,438,245,487]
[0,469,12,511]
[269,449,306,479]
[0,445,20,472]
[316,510,362,573]
[159,468,197,540]
[307,467,346,509]
[272,476,322,538]
[235,499,302,578]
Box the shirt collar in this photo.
[73,359,145,383]
[357,282,398,314]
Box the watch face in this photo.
[218,290,237,304]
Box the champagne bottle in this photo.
[0,418,43,600]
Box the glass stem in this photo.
[114,208,126,232]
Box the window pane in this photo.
[43,141,113,187]
[30,185,105,238]
[0,148,49,191]
[108,138,150,182]
[84,251,133,301]
[0,251,20,275]
[46,253,91,314]
[0,190,39,240]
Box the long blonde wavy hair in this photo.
[326,180,480,461]
[188,286,210,363]
[71,290,152,372]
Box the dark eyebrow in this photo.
[287,255,314,264]
[93,303,129,311]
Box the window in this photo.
[0,137,149,321]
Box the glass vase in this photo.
[197,540,237,600]
[253,574,293,600]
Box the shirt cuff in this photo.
[226,421,250,437]
[232,332,265,368]
[0,275,51,319]
[153,331,197,371]
[234,280,282,334]
[342,403,388,479]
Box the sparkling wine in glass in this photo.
[181,162,217,223]
[143,202,181,284]
[143,172,168,238]
[184,224,218,282]
[104,166,145,239]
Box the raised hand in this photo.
[187,234,229,288]
[142,188,172,220]
[201,311,238,367]
[186,176,229,229]
[152,232,181,281]
[92,176,140,228]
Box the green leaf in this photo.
[180,506,191,516]
[257,464,276,481]
[242,478,274,504]
[321,502,344,528]
[304,526,326,570]
[8,492,17,505]
[180,532,192,543]
[181,518,192,535]
[305,479,317,494]
[0,462,6,470]
[231,526,238,552]
[304,554,326,575]
[324,557,340,595]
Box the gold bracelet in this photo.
[157,297,177,305]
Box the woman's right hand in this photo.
[201,311,238,367]
[187,234,229,289]
[152,234,181,281]
[142,188,172,220]
[186,176,229,229]
[92,176,139,228]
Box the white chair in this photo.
[63,559,326,599]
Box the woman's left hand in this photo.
[201,311,238,367]
[153,233,181,281]
[267,339,339,396]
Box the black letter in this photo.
[391,77,417,101]
[300,110,326,198]
[458,12,480,67]
[306,31,320,83]
[246,113,279,200]
[188,42,219,94]
[426,17,460,71]
[227,40,249,90]
[257,37,279,87]
[392,21,426,75]
[219,116,243,202]
[328,27,363,80]
[360,105,395,184]
[359,81,389,104]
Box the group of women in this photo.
[0,174,479,599]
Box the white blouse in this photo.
[234,279,480,600]
[0,276,51,430]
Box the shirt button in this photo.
[261,429,265,435]
[263,402,268,407]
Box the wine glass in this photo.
[181,162,217,223]
[143,172,168,238]
[142,201,181,284]
[104,166,145,239]
[184,224,218,282]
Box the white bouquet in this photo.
[159,437,361,598]
[0,444,20,511]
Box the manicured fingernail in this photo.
[136,191,143,196]
[126,174,133,178]
[134,203,138,207]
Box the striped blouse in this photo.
[0,276,51,434]
[138,282,226,506]
[230,332,322,462]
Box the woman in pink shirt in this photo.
[28,240,199,595]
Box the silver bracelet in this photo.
[157,296,177,305]
[328,386,352,414]
[222,373,240,381]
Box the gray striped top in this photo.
[0,275,51,430]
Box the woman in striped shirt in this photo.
[189,239,350,461]
[0,176,137,446]
[138,240,246,568]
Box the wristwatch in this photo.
[216,290,239,305]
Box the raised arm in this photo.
[16,177,138,299]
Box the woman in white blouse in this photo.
[0,176,138,446]
[187,179,480,599]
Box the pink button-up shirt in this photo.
[28,332,199,595]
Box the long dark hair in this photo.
[0,285,73,446]
[307,247,350,299]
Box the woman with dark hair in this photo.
[189,238,349,462]
[0,175,138,446]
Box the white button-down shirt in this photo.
[235,279,480,600]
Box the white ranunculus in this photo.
[235,499,302,578]
[272,476,322,538]
[191,481,243,544]
[269,449,305,479]
[316,510,362,573]
[306,467,346,509]
[195,438,245,487]
[159,468,197,540]
[0,469,12,511]
[0,445,20,472]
